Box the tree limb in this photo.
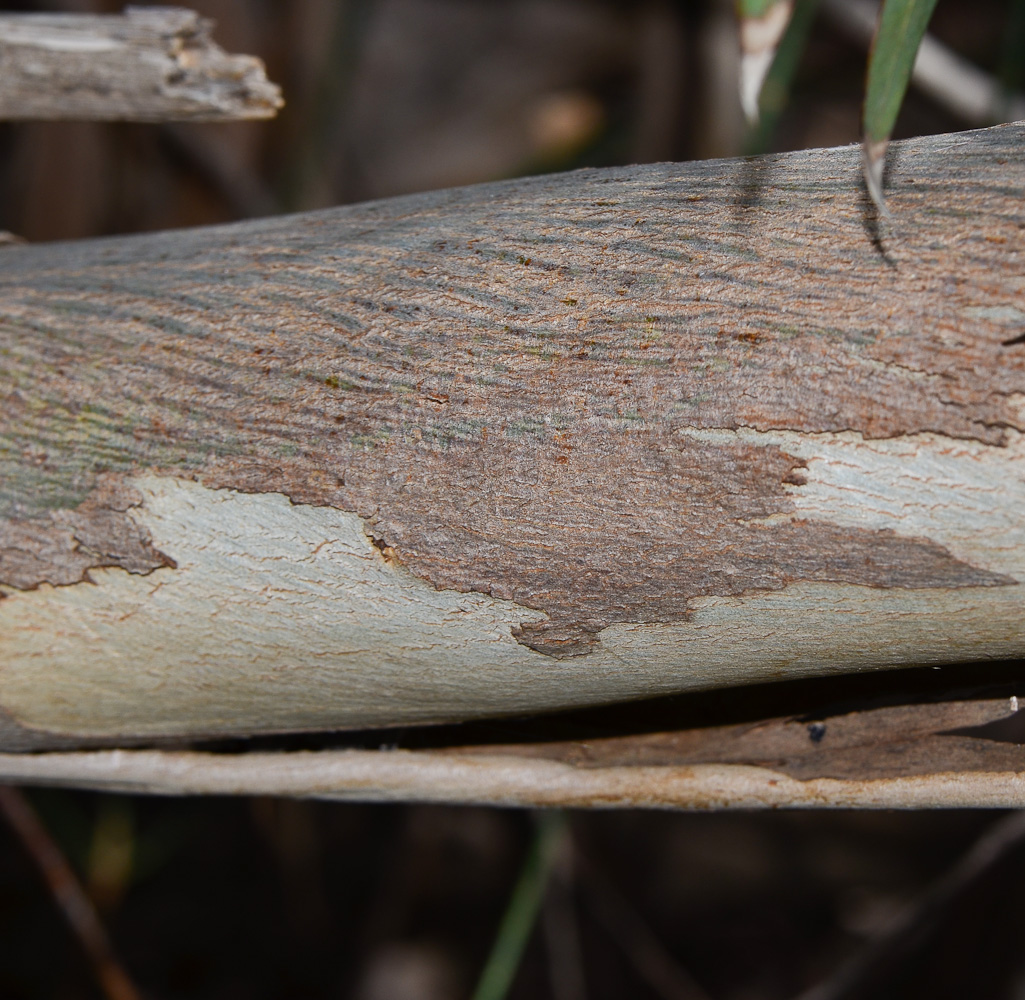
[0,124,1023,796]
[3,743,1025,809]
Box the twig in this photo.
[793,810,1025,1000]
[7,747,1025,809]
[0,785,144,1000]
[542,831,588,1000]
[575,849,714,1000]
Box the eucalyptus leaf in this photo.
[862,0,939,210]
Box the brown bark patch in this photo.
[460,697,1025,780]
[317,431,1010,656]
[0,475,174,591]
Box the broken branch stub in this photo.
[0,7,282,122]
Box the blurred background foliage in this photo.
[1,1,1024,998]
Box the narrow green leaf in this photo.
[862,0,939,211]
[737,0,796,123]
[471,812,567,1000]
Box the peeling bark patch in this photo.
[0,476,566,741]
[704,423,1025,582]
[0,475,174,591]
[512,619,606,657]
[319,432,1011,657]
[3,433,1006,658]
[471,697,1025,782]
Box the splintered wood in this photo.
[0,7,282,122]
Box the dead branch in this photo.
[0,7,282,122]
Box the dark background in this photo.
[1,1,1024,998]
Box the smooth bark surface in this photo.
[0,124,1023,774]
[0,7,282,122]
